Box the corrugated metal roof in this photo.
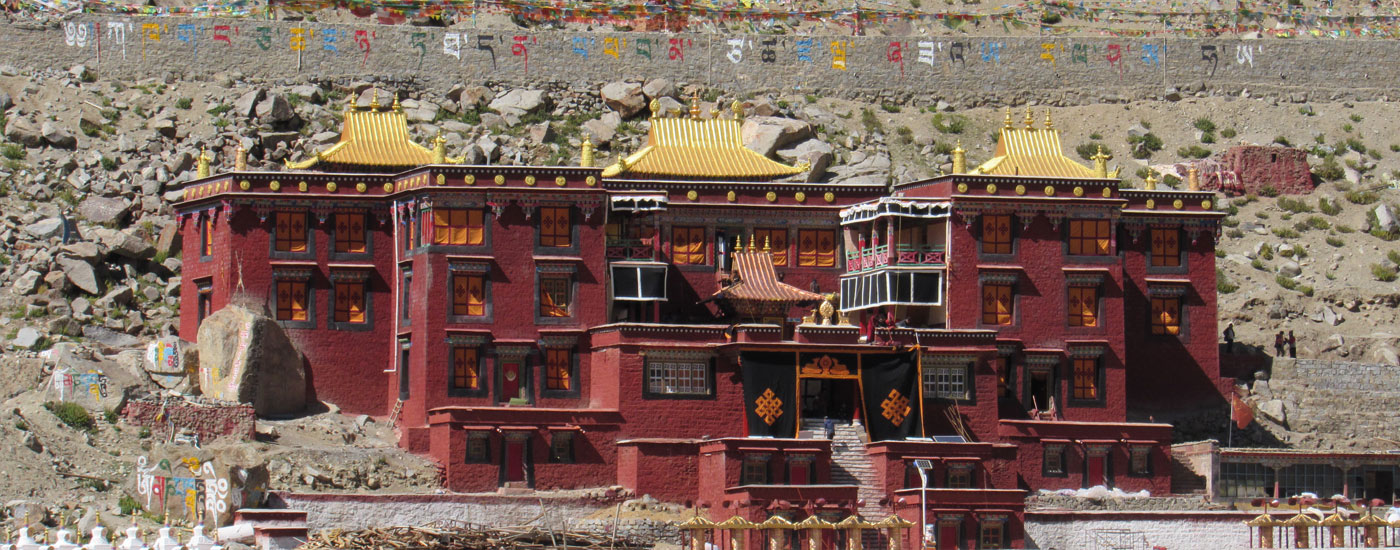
[287,105,451,170]
[971,127,1098,179]
[602,117,806,180]
[715,250,825,303]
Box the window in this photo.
[398,338,411,401]
[400,268,412,323]
[979,521,1006,549]
[1068,219,1111,256]
[200,216,214,258]
[451,347,480,391]
[923,363,970,400]
[465,433,490,463]
[797,229,836,267]
[671,226,706,265]
[741,455,770,485]
[275,280,309,322]
[545,349,572,391]
[539,276,573,318]
[1150,228,1180,267]
[647,360,710,396]
[982,214,1012,254]
[334,213,367,254]
[1151,297,1181,335]
[947,466,972,489]
[981,284,1013,325]
[1044,446,1066,476]
[539,207,572,248]
[1072,358,1099,400]
[432,209,485,246]
[549,432,575,463]
[452,274,487,317]
[332,282,367,324]
[1219,462,1274,498]
[1068,286,1098,327]
[611,264,667,301]
[274,212,309,253]
[196,280,213,326]
[1130,447,1152,476]
[1278,464,1345,499]
[753,228,788,265]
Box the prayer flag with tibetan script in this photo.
[860,352,922,441]
[741,352,798,438]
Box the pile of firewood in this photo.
[300,523,649,550]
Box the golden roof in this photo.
[601,98,806,181]
[715,517,756,530]
[286,93,461,170]
[970,107,1102,179]
[677,516,717,530]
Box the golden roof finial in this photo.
[1002,107,1013,129]
[1023,106,1035,130]
[392,93,402,113]
[196,146,211,179]
[580,137,595,168]
[1187,165,1201,191]
[747,233,757,252]
[432,132,446,164]
[731,100,744,119]
[688,91,702,119]
[369,89,380,110]
[345,90,356,112]
[1144,170,1158,190]
[1043,109,1054,130]
[648,98,661,119]
[235,142,248,172]
[952,140,966,175]
[1091,145,1112,178]
[709,107,720,119]
[762,236,771,252]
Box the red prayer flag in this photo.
[1231,394,1254,429]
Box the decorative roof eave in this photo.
[601,116,808,181]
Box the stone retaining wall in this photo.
[123,395,256,441]
[12,16,1400,104]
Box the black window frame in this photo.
[449,272,494,323]
[642,356,716,400]
[328,211,374,261]
[539,347,581,399]
[327,278,374,332]
[464,431,492,464]
[1043,445,1068,478]
[269,211,316,261]
[448,345,488,398]
[272,276,316,330]
[548,431,575,464]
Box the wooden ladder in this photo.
[388,399,404,425]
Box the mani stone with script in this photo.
[196,305,307,416]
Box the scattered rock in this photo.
[55,256,100,295]
[11,327,41,350]
[488,89,546,117]
[256,94,296,123]
[4,116,43,147]
[1374,204,1397,234]
[40,121,76,149]
[233,89,265,118]
[1257,399,1288,427]
[600,81,646,118]
[23,217,65,240]
[197,305,308,416]
[741,116,814,157]
[77,196,129,226]
[642,79,675,100]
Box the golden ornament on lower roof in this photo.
[1015,185,1026,195]
[1044,186,1055,196]
[824,192,835,203]
[298,181,308,192]
[525,175,537,186]
[985,183,998,194]
[727,191,737,202]
[766,191,778,202]
[494,174,505,185]
[270,180,281,191]
[957,183,968,193]
[1102,187,1112,198]
[1146,199,1156,209]
[1202,200,1212,209]
[239,180,250,191]
[465,174,476,185]
[586,175,597,186]
[795,191,806,203]
[556,176,567,187]
[686,190,698,201]
[383,183,394,193]
[436,174,446,185]
[326,181,338,193]
[1073,186,1084,197]
[1174,199,1184,210]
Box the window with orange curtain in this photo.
[982,214,1012,254]
[1068,286,1098,327]
[981,284,1013,325]
[452,274,486,317]
[274,212,308,253]
[432,209,484,246]
[275,280,309,322]
[671,226,706,265]
[1072,358,1099,400]
[451,347,479,390]
[200,216,214,257]
[545,349,572,390]
[752,228,789,265]
[539,276,572,317]
[1150,228,1180,267]
[333,282,366,323]
[1151,297,1181,335]
[797,229,836,267]
[539,207,572,248]
[335,213,367,253]
[1068,219,1111,255]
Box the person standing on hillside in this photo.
[1275,331,1286,356]
[1288,331,1297,358]
[1223,323,1236,354]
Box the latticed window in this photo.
[671,226,705,265]
[1072,358,1099,400]
[1044,446,1065,475]
[545,349,572,391]
[982,214,1012,254]
[797,229,836,267]
[451,347,479,391]
[539,207,572,248]
[981,284,1013,325]
[753,228,788,265]
[333,282,366,323]
[1068,286,1098,327]
[1068,219,1111,255]
[979,521,1006,549]
[465,433,490,463]
[1130,447,1152,475]
[923,364,968,400]
[275,280,309,321]
[1151,297,1181,335]
[741,455,770,485]
[647,360,709,395]
[335,213,367,253]
[452,275,486,317]
[432,209,484,246]
[539,276,572,317]
[1150,228,1180,267]
[947,466,973,489]
[274,212,309,253]
[549,432,574,463]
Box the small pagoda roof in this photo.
[286,93,460,170]
[970,108,1101,179]
[602,98,806,181]
[714,250,824,304]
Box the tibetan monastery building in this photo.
[176,99,1227,549]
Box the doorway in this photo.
[501,436,530,486]
[1028,369,1052,413]
[1364,469,1395,501]
[1086,454,1110,488]
[801,379,858,422]
[499,360,525,404]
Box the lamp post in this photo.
[913,459,933,550]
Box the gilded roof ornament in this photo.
[688,90,702,119]
[196,147,211,178]
[432,132,447,164]
[648,98,662,119]
[1023,106,1035,130]
[392,93,402,113]
[731,100,744,119]
[580,138,595,168]
[369,89,380,110]
[1043,109,1054,130]
[1144,171,1158,190]
[952,140,966,175]
[234,143,248,171]
[1002,107,1013,129]
[1091,145,1112,178]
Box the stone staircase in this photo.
[800,419,889,520]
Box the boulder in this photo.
[197,305,307,416]
[1373,346,1400,367]
[527,122,553,146]
[1375,204,1397,234]
[61,241,104,264]
[150,118,177,139]
[5,116,43,147]
[56,256,100,295]
[642,78,675,100]
[1257,399,1287,427]
[77,196,129,226]
[288,84,324,104]
[600,81,647,118]
[776,139,834,181]
[144,338,189,390]
[41,121,76,149]
[23,217,65,240]
[11,270,41,295]
[11,327,41,350]
[92,227,154,260]
[457,85,492,110]
[583,117,618,145]
[256,94,296,123]
[487,89,545,117]
[81,325,141,349]
[0,88,12,112]
[1276,260,1301,278]
[741,116,814,157]
[233,89,265,119]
